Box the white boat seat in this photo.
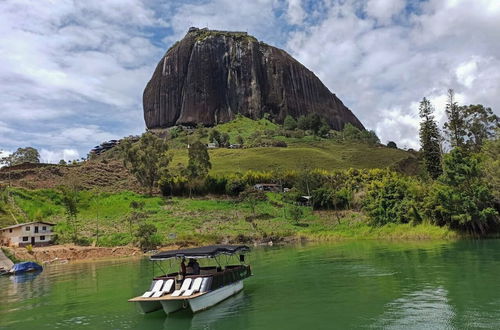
[200,277,211,292]
[151,279,174,298]
[171,278,192,297]
[182,277,203,296]
[141,280,164,297]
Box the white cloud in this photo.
[286,0,306,25]
[40,148,80,164]
[287,0,500,147]
[365,0,405,24]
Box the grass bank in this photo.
[2,189,460,248]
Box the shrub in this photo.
[289,205,304,223]
[387,141,398,149]
[363,173,422,226]
[135,223,159,251]
[225,177,246,196]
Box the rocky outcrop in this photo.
[144,27,364,130]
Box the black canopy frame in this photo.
[150,245,250,261]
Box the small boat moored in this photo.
[129,245,252,315]
[9,261,43,275]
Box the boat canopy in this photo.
[150,245,250,261]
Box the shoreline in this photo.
[1,228,470,264]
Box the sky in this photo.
[0,0,499,163]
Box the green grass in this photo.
[164,116,414,174]
[215,116,279,142]
[169,141,411,174]
[3,189,460,247]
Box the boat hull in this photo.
[189,280,243,313]
[158,280,244,315]
[136,300,163,314]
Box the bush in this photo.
[135,223,159,251]
[225,177,246,196]
[363,173,422,226]
[289,205,304,223]
[387,141,398,148]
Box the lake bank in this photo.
[2,220,461,264]
[1,189,466,255]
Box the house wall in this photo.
[0,223,54,247]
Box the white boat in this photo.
[129,245,252,315]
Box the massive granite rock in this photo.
[144,27,364,130]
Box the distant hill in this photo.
[143,27,364,131]
[164,116,417,175]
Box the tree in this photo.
[1,147,40,166]
[360,130,380,145]
[419,97,443,179]
[134,223,159,251]
[481,132,500,201]
[209,129,221,144]
[318,124,330,138]
[236,135,244,145]
[59,184,80,242]
[121,133,171,195]
[443,89,467,149]
[187,141,211,196]
[240,187,267,216]
[219,132,230,147]
[462,104,499,152]
[58,159,67,165]
[283,115,298,130]
[387,141,397,149]
[342,123,362,141]
[425,148,498,235]
[297,115,309,131]
[289,205,304,223]
[127,200,146,236]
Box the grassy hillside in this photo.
[170,141,412,175]
[1,188,457,247]
[165,116,415,174]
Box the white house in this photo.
[0,222,55,247]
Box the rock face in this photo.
[144,27,364,130]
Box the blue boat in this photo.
[10,261,43,274]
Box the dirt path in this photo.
[7,244,143,264]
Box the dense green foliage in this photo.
[424,148,498,235]
[121,132,171,195]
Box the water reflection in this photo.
[9,270,42,284]
[373,286,455,329]
[162,292,251,330]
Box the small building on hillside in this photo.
[254,183,282,192]
[0,222,55,247]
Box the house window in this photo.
[26,226,30,231]
[9,229,13,233]
[42,226,47,231]
[40,236,45,241]
[22,236,29,242]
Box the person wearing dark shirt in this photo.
[187,258,200,275]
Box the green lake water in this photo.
[1,240,500,329]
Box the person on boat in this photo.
[186,258,200,275]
